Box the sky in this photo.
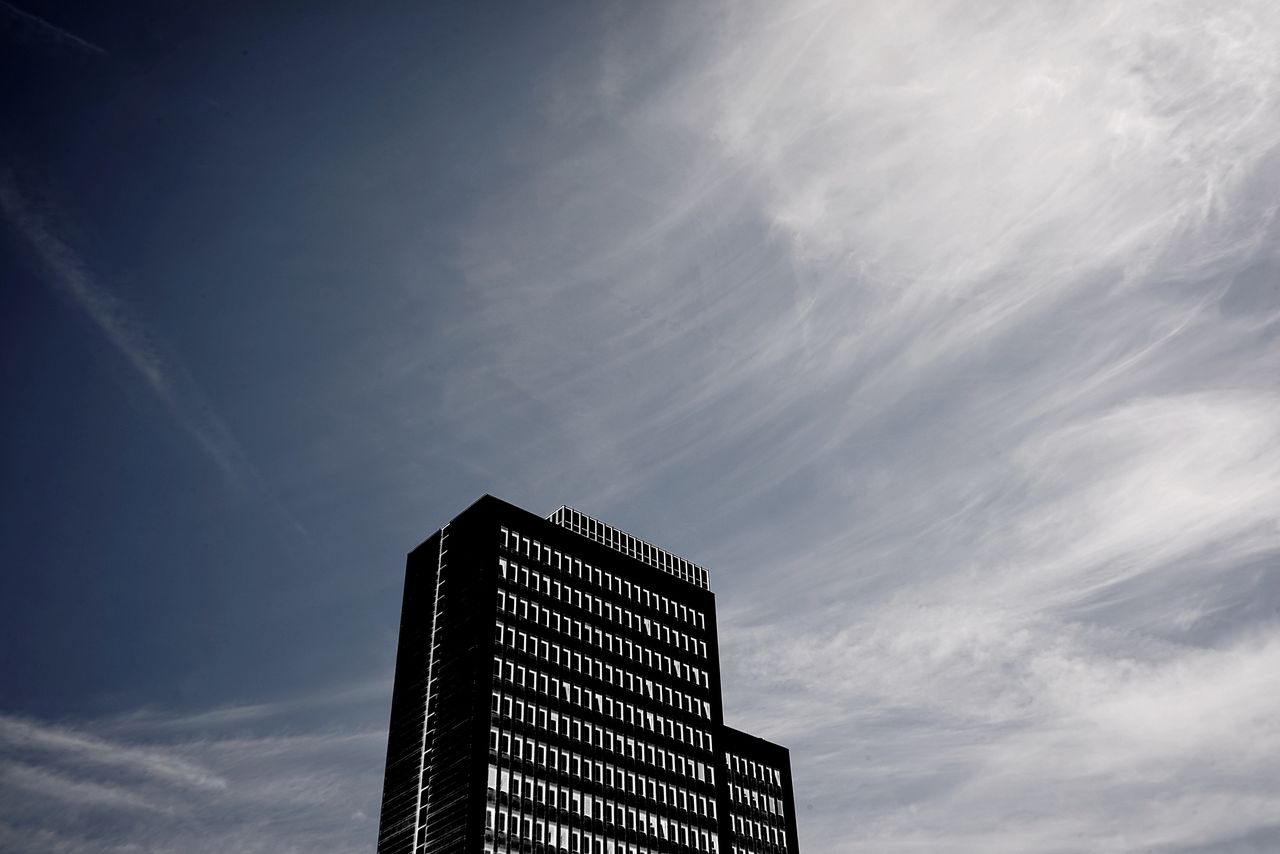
[2,0,1279,851]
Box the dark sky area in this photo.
[3,1,580,713]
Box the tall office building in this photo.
[376,495,800,854]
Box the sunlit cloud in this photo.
[438,2,1280,850]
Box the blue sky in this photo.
[3,1,1280,852]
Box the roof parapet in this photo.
[547,505,709,590]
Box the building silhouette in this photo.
[376,495,800,854]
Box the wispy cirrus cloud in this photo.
[0,691,387,854]
[0,715,226,792]
[434,1,1280,850]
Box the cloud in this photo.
[718,611,1280,853]
[0,0,108,56]
[99,678,392,735]
[435,1,1280,850]
[0,700,385,854]
[1,760,166,813]
[0,716,225,792]
[445,0,1280,504]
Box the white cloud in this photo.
[439,2,1280,850]
[0,715,226,792]
[0,705,384,854]
[1,760,167,813]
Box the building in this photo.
[376,495,800,854]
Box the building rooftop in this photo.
[546,505,710,590]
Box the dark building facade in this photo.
[376,495,800,854]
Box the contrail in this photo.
[0,177,168,399]
[0,176,251,488]
[1,0,108,56]
[0,174,320,545]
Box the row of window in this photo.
[500,529,708,629]
[547,507,709,590]
[489,793,716,854]
[494,656,713,755]
[500,558,708,660]
[729,843,787,854]
[490,728,717,821]
[728,782,786,818]
[726,754,783,788]
[497,587,710,689]
[487,835,700,854]
[488,803,714,854]
[496,625,712,721]
[728,813,787,848]
[493,690,712,785]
